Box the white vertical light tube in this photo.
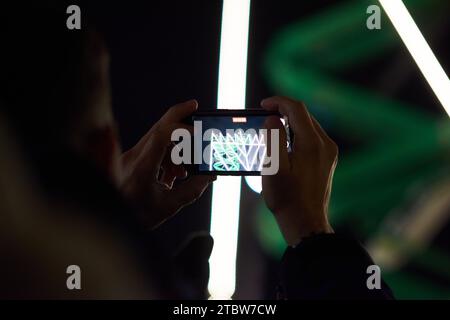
[379,0,450,117]
[208,0,251,300]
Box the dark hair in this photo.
[0,2,93,148]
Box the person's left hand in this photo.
[120,100,216,229]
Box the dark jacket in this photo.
[278,233,394,299]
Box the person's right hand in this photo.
[261,96,337,246]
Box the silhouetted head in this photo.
[1,2,122,184]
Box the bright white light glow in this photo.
[379,0,450,117]
[245,176,262,193]
[208,176,242,300]
[216,0,251,111]
[208,0,251,300]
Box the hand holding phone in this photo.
[261,96,337,246]
[121,100,215,229]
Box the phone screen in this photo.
[190,110,289,175]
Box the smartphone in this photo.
[183,109,291,176]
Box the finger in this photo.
[131,119,194,159]
[263,116,289,174]
[140,123,193,178]
[158,167,175,189]
[171,175,216,208]
[161,144,189,177]
[261,96,318,151]
[159,155,187,188]
[159,165,187,187]
[159,165,187,186]
[157,99,198,127]
[132,100,197,152]
[171,164,188,178]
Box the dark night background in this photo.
[2,0,448,299]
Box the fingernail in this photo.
[189,99,198,109]
[261,97,273,105]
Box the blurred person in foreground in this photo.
[0,3,393,299]
[1,3,214,299]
